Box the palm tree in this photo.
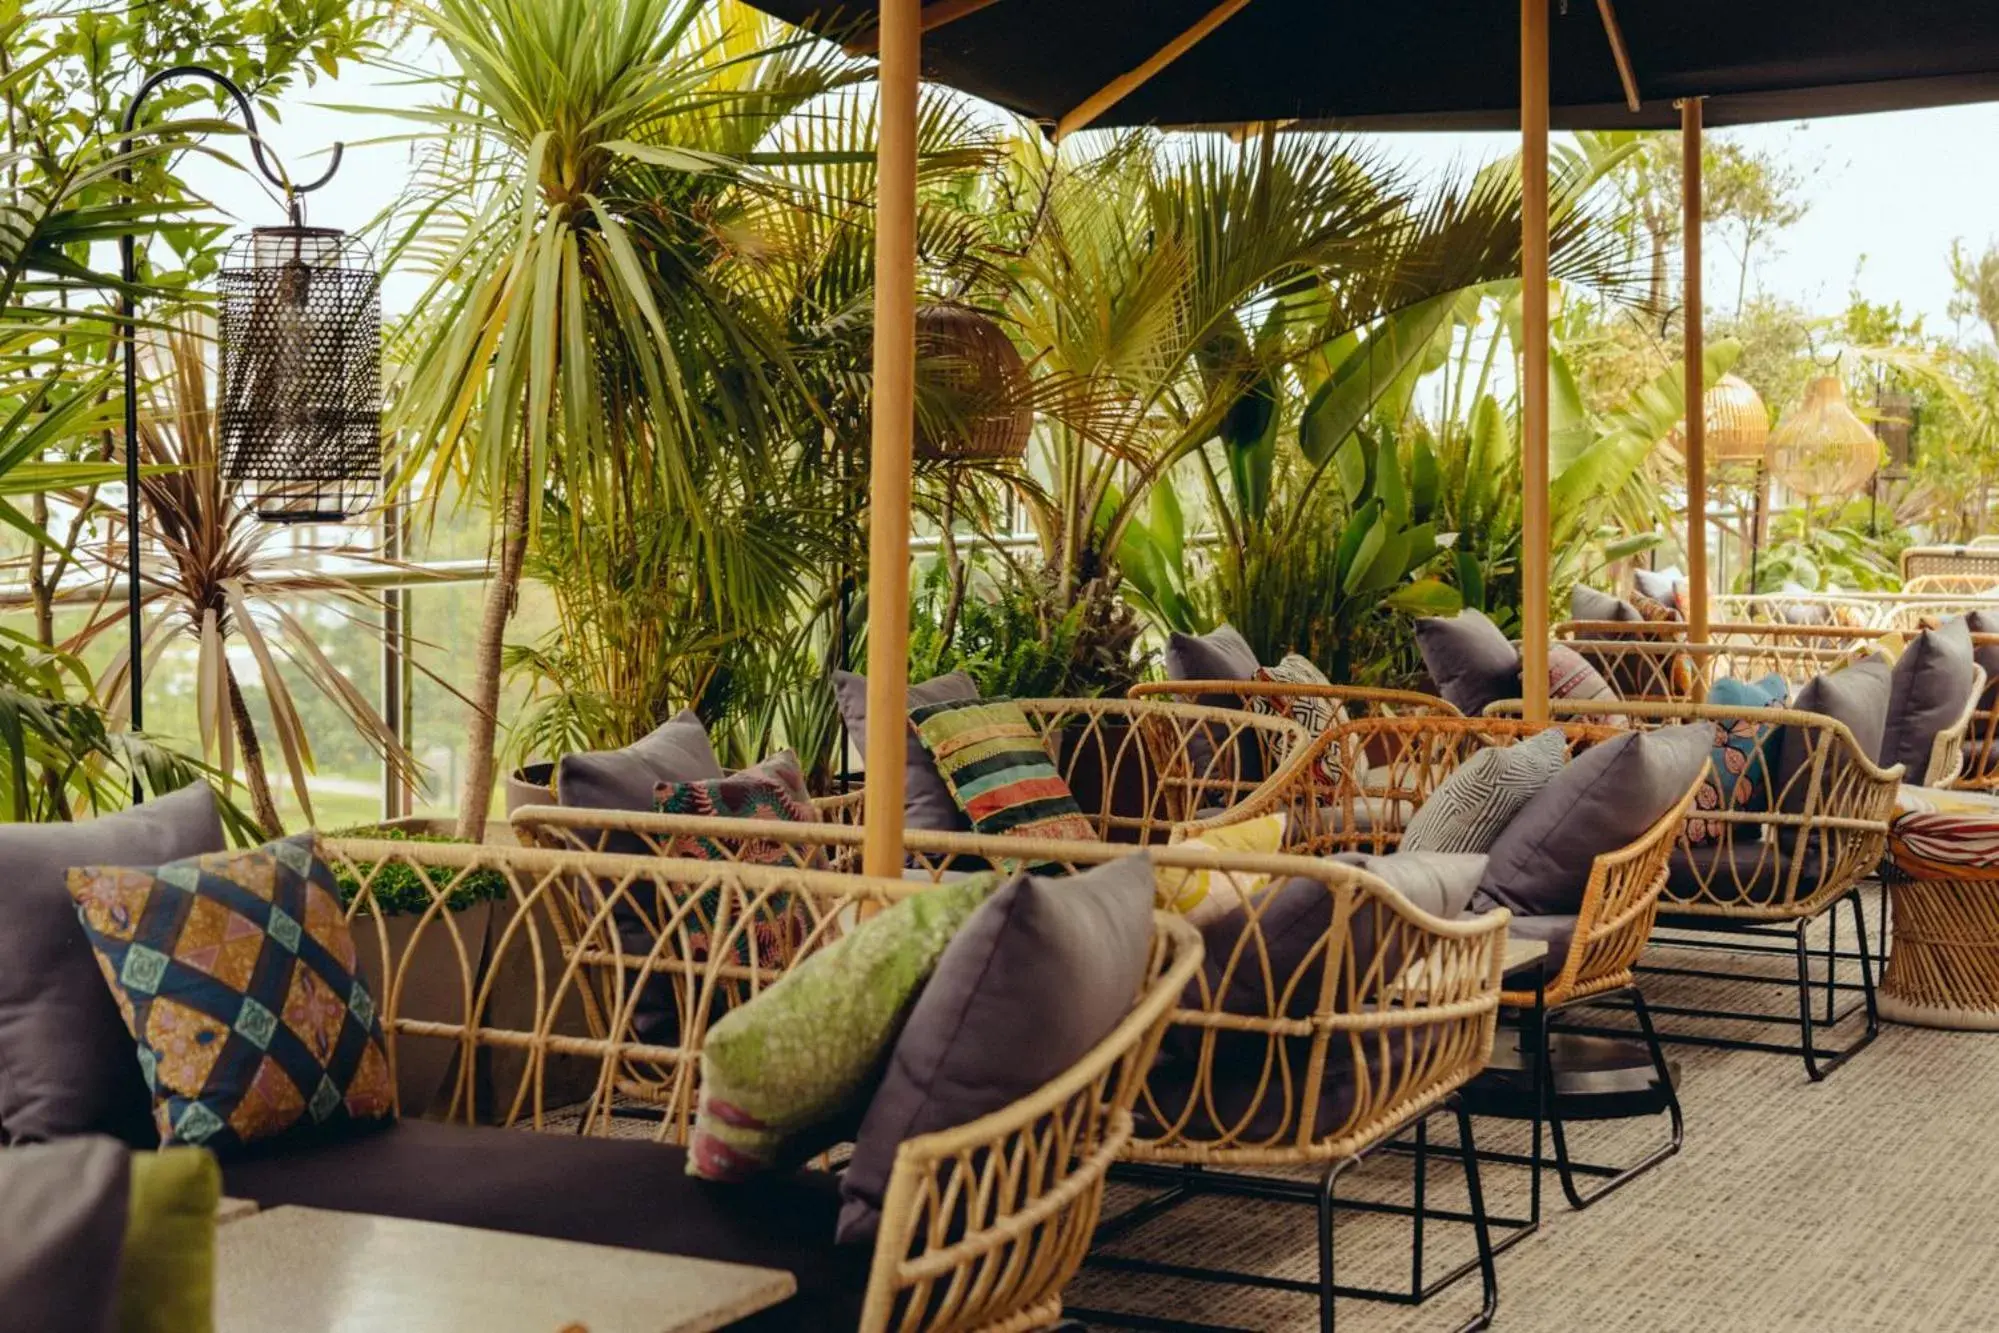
[383,0,847,835]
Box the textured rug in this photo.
[1071,888,1999,1331]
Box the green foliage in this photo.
[328,827,511,916]
[1744,507,1901,594]
[907,548,1148,700]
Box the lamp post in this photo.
[116,67,361,795]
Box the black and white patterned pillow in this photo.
[1248,653,1365,788]
[1399,728,1568,855]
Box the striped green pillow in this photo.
[910,698,1096,849]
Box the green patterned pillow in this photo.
[688,873,998,1181]
[909,698,1096,851]
[67,832,395,1151]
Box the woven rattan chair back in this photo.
[319,836,1200,1333]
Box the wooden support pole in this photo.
[1682,96,1709,643]
[862,0,920,880]
[1520,0,1551,723]
[1055,0,1256,141]
[1595,0,1642,112]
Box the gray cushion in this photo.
[1165,625,1265,781]
[1415,610,1521,715]
[1632,568,1685,607]
[0,1135,129,1331]
[1476,723,1711,916]
[1570,586,1641,623]
[1334,851,1489,920]
[0,783,225,1146]
[1164,623,1261,684]
[555,709,722,813]
[1968,610,1999,707]
[1777,654,1894,805]
[1494,911,1579,981]
[831,670,978,833]
[836,854,1155,1244]
[1666,838,1826,909]
[1400,729,1568,855]
[1882,619,1977,777]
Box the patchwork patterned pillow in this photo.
[1248,653,1366,788]
[1627,593,1697,698]
[653,752,821,966]
[1687,674,1787,846]
[910,698,1096,849]
[1401,728,1569,855]
[688,872,999,1181]
[66,833,393,1152]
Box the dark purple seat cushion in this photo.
[0,783,225,1147]
[1881,618,1976,778]
[1665,839,1826,909]
[221,1118,864,1332]
[1476,723,1711,917]
[832,670,979,833]
[837,855,1155,1244]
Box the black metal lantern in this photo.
[217,222,381,523]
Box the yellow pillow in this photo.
[1159,813,1286,926]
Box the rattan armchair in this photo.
[1552,631,1874,703]
[317,837,1201,1333]
[512,809,1514,1331]
[1489,696,1902,1079]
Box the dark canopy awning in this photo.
[746,1,1999,132]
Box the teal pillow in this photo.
[1689,674,1787,845]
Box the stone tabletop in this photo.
[215,1206,797,1333]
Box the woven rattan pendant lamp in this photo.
[1769,374,1880,497]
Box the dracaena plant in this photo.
[67,321,422,835]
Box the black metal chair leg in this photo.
[1849,886,1882,1036]
[1545,988,1685,1208]
[1795,916,1826,1081]
[1824,906,1839,1025]
[1451,1097,1499,1332]
[1317,1154,1362,1333]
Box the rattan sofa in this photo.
[203,839,1200,1333]
[515,809,1515,1331]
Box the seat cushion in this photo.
[832,670,979,833]
[1570,586,1642,624]
[1664,839,1826,909]
[1477,723,1711,916]
[1496,912,1579,983]
[1165,624,1265,783]
[1882,618,1977,779]
[0,783,226,1146]
[221,1119,866,1332]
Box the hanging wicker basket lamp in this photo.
[217,224,382,523]
[1769,374,1881,497]
[1670,373,1770,467]
[912,305,1032,463]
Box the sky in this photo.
[183,54,1999,339]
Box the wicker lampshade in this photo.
[1768,375,1880,496]
[1668,373,1770,466]
[218,225,381,523]
[913,305,1032,463]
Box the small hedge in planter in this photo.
[331,826,511,917]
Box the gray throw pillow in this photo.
[1570,586,1641,623]
[1881,618,1977,779]
[1166,624,1267,781]
[0,784,225,1146]
[1164,623,1261,684]
[1415,610,1521,715]
[1968,610,1999,707]
[1776,654,1894,804]
[831,670,979,832]
[836,853,1154,1244]
[0,1135,129,1330]
[555,709,722,813]
[1335,850,1490,919]
[1400,729,1568,855]
[1631,568,1686,608]
[1476,723,1711,917]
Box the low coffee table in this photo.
[215,1206,797,1333]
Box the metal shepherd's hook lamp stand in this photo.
[117,66,379,802]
